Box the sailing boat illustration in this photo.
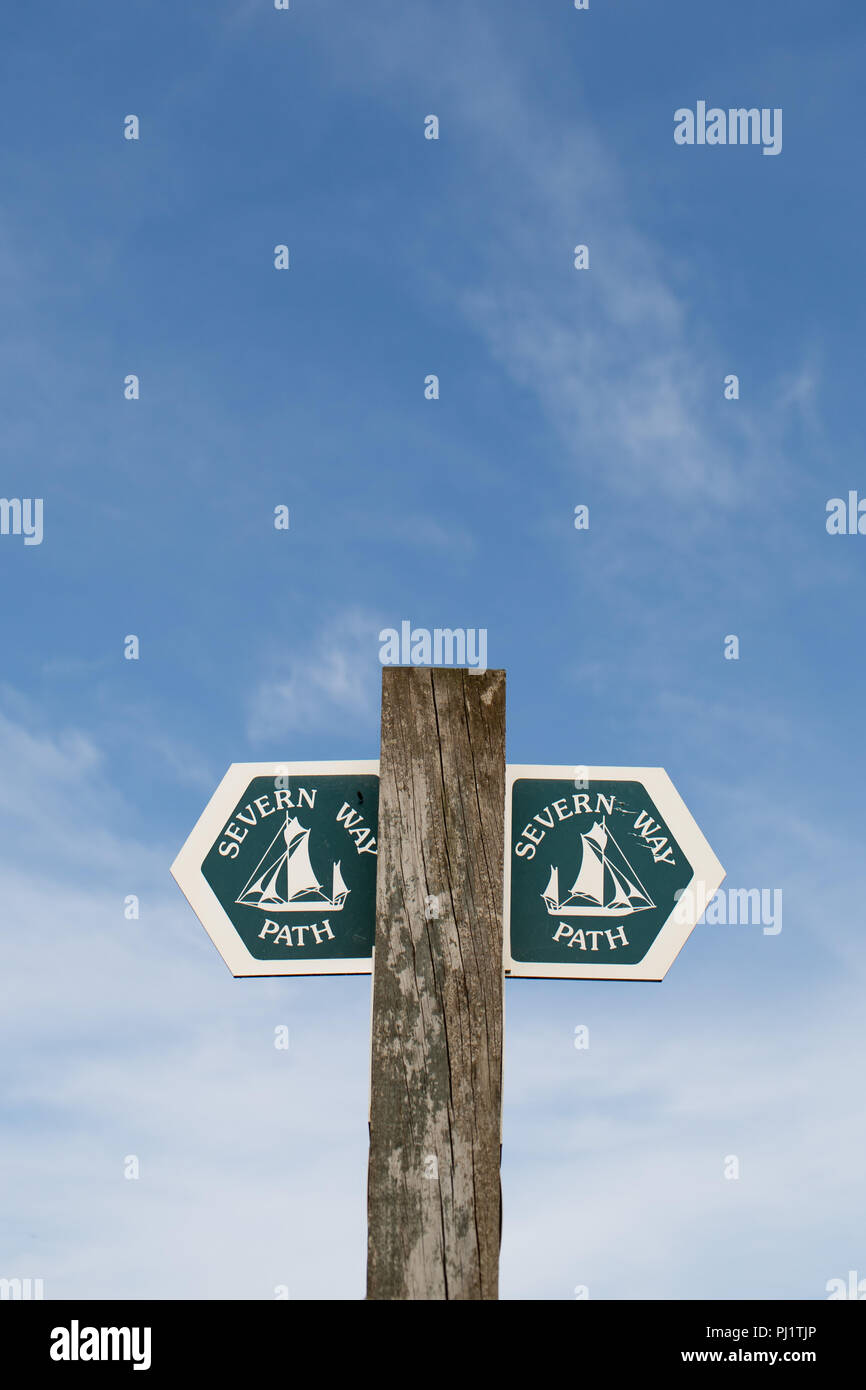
[541,818,655,917]
[235,812,349,912]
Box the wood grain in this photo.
[366,667,506,1300]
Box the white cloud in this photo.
[246,608,382,742]
[1,693,863,1300]
[311,3,818,514]
[500,981,866,1299]
[0,698,373,1298]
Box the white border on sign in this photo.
[171,761,380,978]
[503,765,725,982]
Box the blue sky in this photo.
[1,0,864,1299]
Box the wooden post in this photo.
[366,667,506,1300]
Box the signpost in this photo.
[171,674,724,1299]
[505,765,724,981]
[171,761,378,976]
[367,666,505,1301]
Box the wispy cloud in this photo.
[313,3,819,514]
[501,980,866,1298]
[246,608,383,742]
[0,696,372,1298]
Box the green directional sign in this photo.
[174,760,723,981]
[172,761,379,976]
[504,765,725,981]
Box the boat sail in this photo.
[541,818,654,917]
[236,813,350,912]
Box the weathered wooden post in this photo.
[366,666,506,1300]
